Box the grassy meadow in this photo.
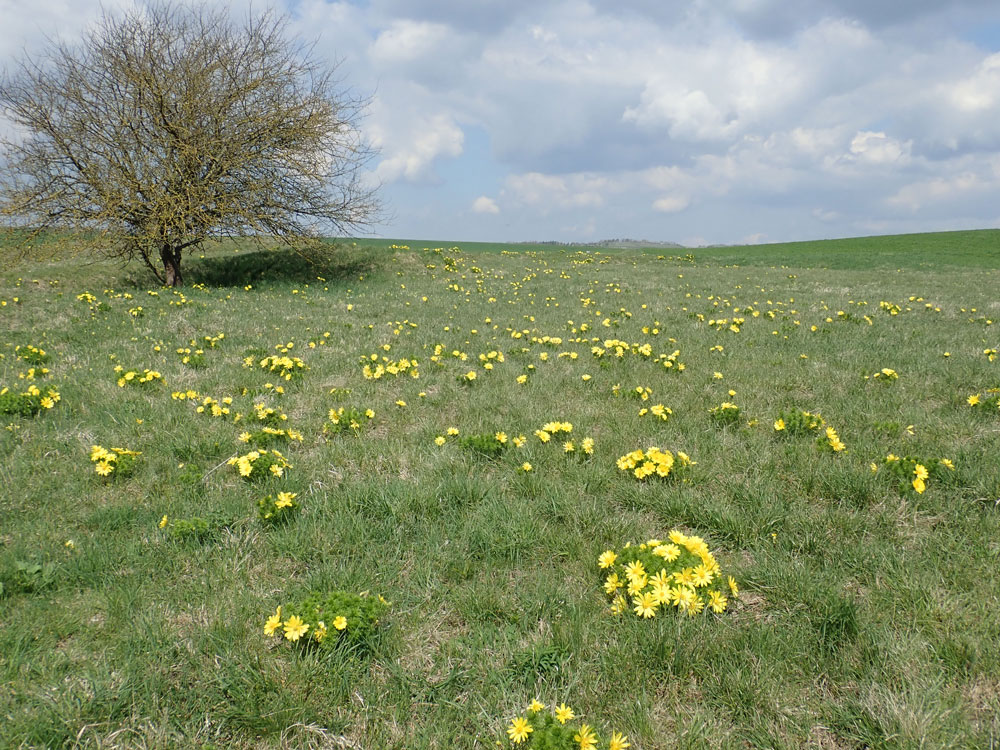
[1,231,999,749]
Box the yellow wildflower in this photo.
[554,703,575,724]
[283,615,309,641]
[264,606,282,636]
[507,717,533,744]
[598,550,617,568]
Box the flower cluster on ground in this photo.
[504,700,631,749]
[89,445,140,478]
[0,384,61,417]
[257,491,300,524]
[264,590,389,649]
[598,531,736,619]
[114,366,165,388]
[325,406,375,435]
[228,449,291,480]
[616,447,695,480]
[874,454,955,494]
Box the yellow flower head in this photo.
[264,606,282,636]
[633,591,659,618]
[507,716,533,744]
[574,724,598,750]
[708,590,728,613]
[653,543,681,562]
[283,615,309,641]
[554,703,575,724]
[624,560,646,581]
[598,550,617,569]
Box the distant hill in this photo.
[526,238,685,249]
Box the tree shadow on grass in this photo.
[186,242,388,288]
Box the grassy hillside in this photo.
[355,228,1000,269]
[1,230,998,748]
[693,229,1000,269]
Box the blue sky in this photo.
[5,0,1000,245]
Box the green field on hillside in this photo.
[1,230,998,749]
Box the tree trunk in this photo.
[160,244,182,287]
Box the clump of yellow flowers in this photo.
[246,354,308,381]
[616,447,694,480]
[638,403,672,422]
[113,366,164,388]
[195,395,234,418]
[504,699,630,749]
[873,454,955,494]
[257,491,300,524]
[599,531,737,619]
[817,426,847,453]
[228,449,291,480]
[869,367,899,382]
[772,409,825,436]
[0,384,61,417]
[708,401,740,426]
[324,406,375,435]
[89,445,140,479]
[360,354,419,380]
[14,344,49,365]
[966,390,1000,412]
[238,426,303,448]
[772,409,845,452]
[264,590,388,650]
[531,422,596,459]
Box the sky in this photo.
[4,0,1000,246]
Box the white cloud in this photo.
[504,172,608,212]
[652,195,689,213]
[369,110,464,183]
[371,20,453,65]
[887,172,986,211]
[848,131,912,165]
[812,208,841,221]
[949,53,1000,112]
[471,196,500,214]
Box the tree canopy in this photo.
[0,2,379,285]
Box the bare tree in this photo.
[0,2,379,286]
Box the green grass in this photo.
[1,230,999,748]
